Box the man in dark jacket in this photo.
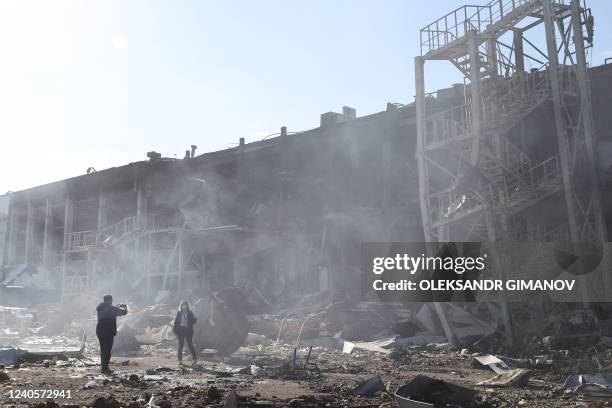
[173,300,197,365]
[96,294,128,374]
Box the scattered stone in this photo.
[207,385,221,401]
[478,369,532,387]
[223,389,238,408]
[157,399,172,408]
[89,395,121,408]
[250,365,265,377]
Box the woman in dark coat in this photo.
[173,300,197,365]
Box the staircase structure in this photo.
[60,213,181,297]
[64,213,183,252]
[60,213,240,298]
[415,0,605,343]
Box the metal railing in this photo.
[64,213,183,251]
[420,5,492,55]
[424,103,471,148]
[429,190,483,227]
[64,230,98,251]
[499,138,532,170]
[486,0,537,27]
[479,136,534,176]
[482,69,549,121]
[425,152,561,226]
[421,0,587,56]
[497,154,562,210]
[143,212,183,231]
[425,69,550,149]
[539,223,570,241]
[62,275,88,297]
[98,215,139,245]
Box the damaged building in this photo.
[3,0,612,406]
[0,0,611,362]
[0,102,429,305]
[0,62,611,308]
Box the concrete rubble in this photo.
[0,1,610,405]
[0,291,610,407]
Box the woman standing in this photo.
[173,300,198,365]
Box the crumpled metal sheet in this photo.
[193,288,251,355]
[0,346,24,365]
[474,354,511,374]
[563,373,612,400]
[395,375,475,408]
[0,334,85,365]
[1,264,28,286]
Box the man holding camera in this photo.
[96,295,128,374]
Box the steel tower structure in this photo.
[415,0,605,343]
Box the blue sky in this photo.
[1,0,611,193]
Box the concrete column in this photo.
[97,191,108,231]
[237,137,246,187]
[2,199,15,266]
[135,181,147,271]
[145,234,152,298]
[61,195,73,299]
[487,37,498,78]
[382,140,391,212]
[542,0,579,242]
[513,30,525,73]
[96,191,108,248]
[24,201,33,263]
[570,0,606,243]
[177,240,184,290]
[468,30,482,167]
[42,199,51,266]
[318,225,328,292]
[484,206,514,346]
[415,56,432,241]
[86,248,93,290]
[136,181,147,227]
[200,251,207,293]
[62,195,74,251]
[415,55,456,346]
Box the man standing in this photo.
[96,295,128,374]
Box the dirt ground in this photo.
[0,340,600,408]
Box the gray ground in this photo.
[0,340,601,407]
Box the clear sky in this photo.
[1,0,611,193]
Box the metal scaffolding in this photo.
[415,0,605,344]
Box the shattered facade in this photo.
[0,62,611,308]
[3,0,612,406]
[0,101,430,304]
